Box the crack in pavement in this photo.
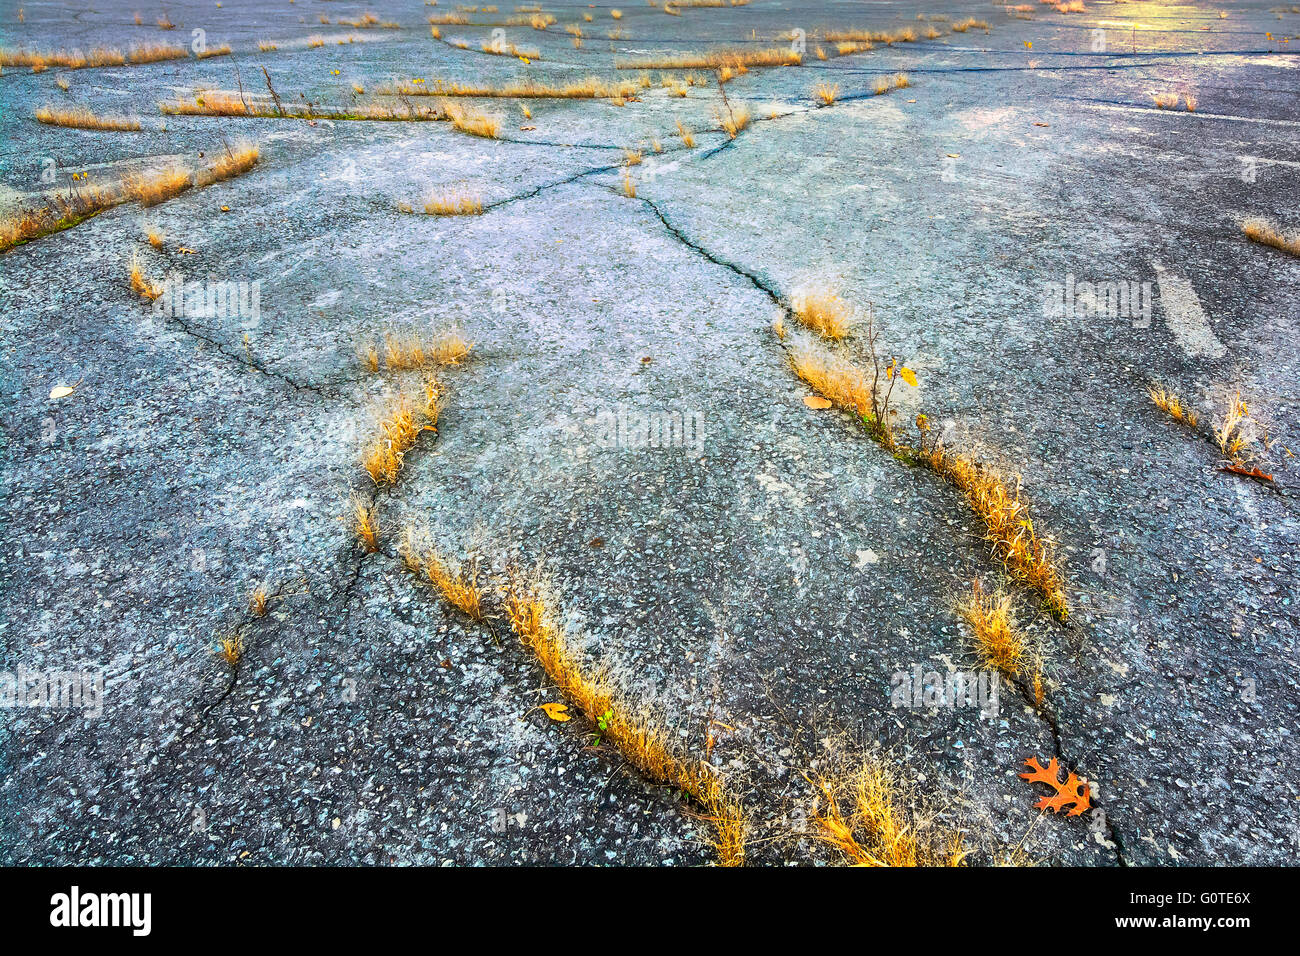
[613,183,1128,865]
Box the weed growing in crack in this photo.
[503,568,747,865]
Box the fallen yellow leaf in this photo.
[804,395,833,409]
[898,367,918,387]
[539,702,571,721]
[49,385,77,400]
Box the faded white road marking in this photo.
[1084,102,1300,129]
[1153,263,1227,359]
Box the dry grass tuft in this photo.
[422,187,484,215]
[790,340,872,415]
[35,105,141,131]
[1215,392,1256,462]
[361,379,442,485]
[444,101,502,138]
[145,226,164,249]
[621,169,636,197]
[1151,91,1180,109]
[216,632,244,668]
[503,571,747,866]
[1148,385,1199,429]
[675,117,696,147]
[791,284,851,338]
[1,42,188,70]
[352,496,380,552]
[718,103,750,138]
[128,252,162,299]
[126,165,191,206]
[128,42,188,63]
[813,80,839,105]
[197,144,260,185]
[379,75,638,99]
[957,581,1031,679]
[1241,217,1300,257]
[400,532,486,621]
[809,749,967,867]
[618,46,800,70]
[196,44,232,60]
[924,446,1069,621]
[951,18,989,32]
[367,328,472,371]
[249,585,269,617]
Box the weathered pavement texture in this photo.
[1,0,1297,865]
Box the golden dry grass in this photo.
[196,143,260,186]
[621,169,636,197]
[145,226,164,249]
[951,18,989,32]
[216,632,244,668]
[444,101,502,138]
[812,80,839,105]
[369,328,472,370]
[128,42,188,63]
[196,44,232,60]
[0,43,188,69]
[1148,385,1199,429]
[618,46,801,70]
[809,750,966,867]
[718,103,750,138]
[790,340,872,416]
[361,379,441,486]
[790,285,851,338]
[34,105,141,131]
[825,27,919,44]
[1242,217,1300,257]
[422,188,484,215]
[128,253,162,299]
[923,447,1069,621]
[957,580,1031,679]
[401,533,486,621]
[789,338,1068,619]
[352,496,380,552]
[503,571,747,866]
[675,117,696,147]
[161,91,449,122]
[1215,392,1255,461]
[249,585,269,617]
[126,165,191,206]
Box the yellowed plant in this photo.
[400,533,485,621]
[129,252,162,299]
[352,495,380,552]
[35,105,140,130]
[957,580,1031,679]
[791,284,851,338]
[361,380,441,486]
[1148,385,1199,428]
[423,188,484,215]
[813,80,838,105]
[1242,217,1300,257]
[809,750,967,867]
[503,572,747,865]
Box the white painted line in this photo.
[1084,102,1300,129]
[1153,263,1227,360]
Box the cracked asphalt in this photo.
[1,0,1298,866]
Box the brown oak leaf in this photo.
[1019,756,1091,816]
